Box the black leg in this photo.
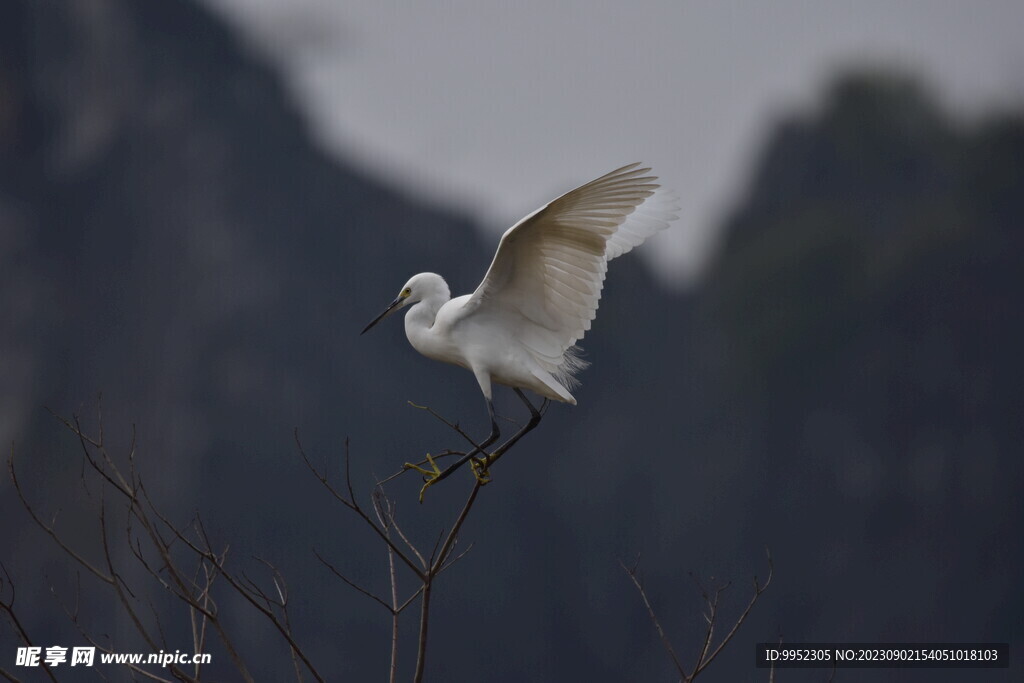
[414,391,549,499]
[486,398,500,442]
[512,388,546,423]
[474,391,547,471]
[424,398,501,486]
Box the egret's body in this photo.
[401,281,576,405]
[363,163,678,478]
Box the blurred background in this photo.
[1,0,1021,680]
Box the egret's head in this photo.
[361,273,449,334]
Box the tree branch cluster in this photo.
[3,401,772,682]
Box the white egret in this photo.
[362,163,678,484]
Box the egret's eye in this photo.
[401,288,411,298]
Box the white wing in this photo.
[459,163,679,380]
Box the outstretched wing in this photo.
[458,163,678,378]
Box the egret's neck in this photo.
[403,292,449,356]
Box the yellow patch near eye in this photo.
[401,288,411,297]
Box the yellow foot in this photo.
[403,453,442,503]
[470,456,492,485]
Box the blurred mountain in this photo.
[2,1,1021,682]
[691,71,1024,665]
[1,0,493,678]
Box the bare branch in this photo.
[374,489,426,568]
[437,542,474,576]
[0,563,59,683]
[624,549,774,682]
[412,578,432,683]
[251,557,304,683]
[8,450,114,585]
[694,548,773,676]
[436,485,482,576]
[394,585,426,615]
[314,549,393,612]
[0,667,25,682]
[51,572,179,683]
[372,493,402,683]
[295,432,425,580]
[407,402,479,447]
[11,399,545,683]
[620,556,688,679]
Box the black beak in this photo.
[361,297,403,334]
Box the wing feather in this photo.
[459,163,679,381]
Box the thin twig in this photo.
[295,432,425,580]
[622,549,774,682]
[412,577,432,683]
[694,549,773,676]
[621,556,688,679]
[313,550,393,612]
[373,493,402,683]
[374,489,426,568]
[0,562,60,683]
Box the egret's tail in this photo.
[524,345,586,405]
[528,360,578,405]
[554,344,589,391]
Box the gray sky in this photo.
[204,0,1024,286]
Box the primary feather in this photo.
[456,163,678,401]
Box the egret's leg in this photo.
[415,397,501,498]
[470,389,547,474]
[415,391,550,501]
[471,398,501,476]
[512,388,547,422]
[486,398,500,441]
